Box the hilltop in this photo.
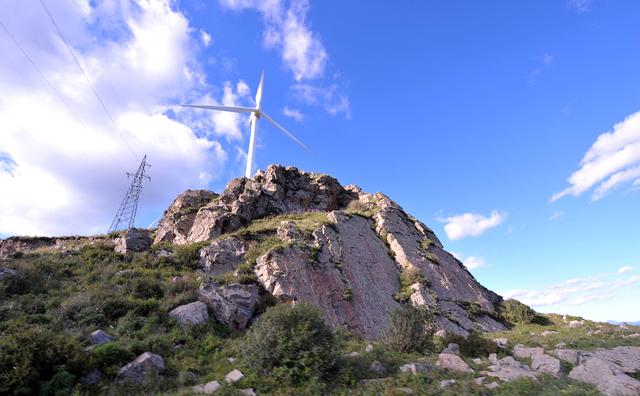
[1,164,639,395]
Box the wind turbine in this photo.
[182,71,307,178]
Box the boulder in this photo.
[365,344,374,353]
[399,362,430,375]
[369,360,387,376]
[80,368,101,386]
[569,320,582,328]
[116,352,165,384]
[513,344,544,359]
[0,268,16,280]
[89,329,113,346]
[492,338,508,348]
[114,228,152,253]
[239,389,256,396]
[569,355,640,396]
[277,221,302,242]
[169,301,209,327]
[192,380,221,394]
[552,349,581,365]
[225,369,245,384]
[440,379,456,389]
[198,282,258,330]
[442,343,460,355]
[199,236,246,276]
[436,353,473,373]
[531,353,561,376]
[485,356,537,382]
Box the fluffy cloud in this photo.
[0,0,229,236]
[551,111,640,201]
[283,106,303,121]
[219,0,326,81]
[463,256,487,270]
[502,274,609,307]
[440,210,505,240]
[618,266,635,275]
[290,83,351,118]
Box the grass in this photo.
[487,313,640,350]
[393,267,430,303]
[234,211,331,238]
[344,200,379,218]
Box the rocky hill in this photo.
[152,164,505,339]
[1,164,639,395]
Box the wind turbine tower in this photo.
[183,72,307,178]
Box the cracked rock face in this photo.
[255,212,401,339]
[198,282,259,330]
[156,165,508,339]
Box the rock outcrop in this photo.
[198,282,259,330]
[169,301,209,327]
[154,165,508,339]
[114,228,152,253]
[116,352,165,384]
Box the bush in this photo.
[172,242,209,270]
[381,306,435,353]
[393,267,429,303]
[240,303,338,384]
[0,326,88,395]
[499,299,537,325]
[436,332,498,358]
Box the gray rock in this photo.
[115,269,136,277]
[255,212,400,339]
[588,346,640,373]
[569,320,582,328]
[89,329,113,346]
[553,349,581,365]
[155,189,218,244]
[239,388,256,396]
[492,338,508,348]
[485,356,537,382]
[369,360,387,376]
[541,330,558,336]
[114,228,152,253]
[472,358,483,365]
[199,236,246,276]
[224,369,245,383]
[169,301,209,327]
[116,352,165,384]
[485,382,500,389]
[0,268,16,280]
[399,362,430,375]
[489,353,498,364]
[531,353,561,376]
[513,344,545,359]
[569,355,640,396]
[365,343,374,353]
[192,380,221,394]
[277,221,302,242]
[440,379,456,389]
[442,343,460,355]
[198,282,258,330]
[437,353,473,373]
[409,283,437,308]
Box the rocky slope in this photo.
[154,164,506,339]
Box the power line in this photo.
[38,0,139,162]
[0,18,87,129]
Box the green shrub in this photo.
[172,241,209,270]
[436,332,498,358]
[393,267,429,303]
[381,306,435,353]
[499,299,537,325]
[0,326,88,395]
[240,303,338,384]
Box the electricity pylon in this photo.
[108,155,151,233]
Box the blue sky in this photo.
[0,0,639,321]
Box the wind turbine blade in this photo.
[255,71,264,109]
[181,104,256,114]
[261,111,308,150]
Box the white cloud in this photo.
[552,111,640,201]
[219,0,327,81]
[283,106,303,121]
[440,210,505,240]
[569,0,592,13]
[549,211,565,221]
[502,274,610,307]
[0,0,229,236]
[616,276,640,287]
[290,83,351,118]
[617,266,635,275]
[463,256,486,270]
[200,30,212,47]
